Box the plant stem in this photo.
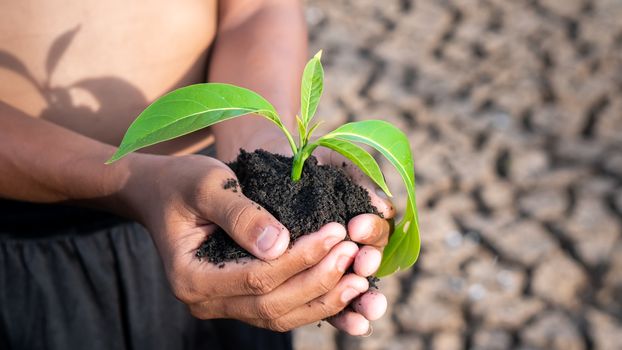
[281,127,299,156]
[291,152,305,181]
[290,142,319,181]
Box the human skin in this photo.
[208,0,392,332]
[0,0,391,335]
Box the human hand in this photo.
[124,154,370,331]
[312,147,394,335]
[235,133,395,336]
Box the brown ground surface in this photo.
[294,0,622,349]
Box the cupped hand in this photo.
[236,135,395,336]
[313,147,394,335]
[126,154,370,331]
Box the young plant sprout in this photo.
[107,51,420,277]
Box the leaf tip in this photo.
[105,152,122,164]
[314,50,323,60]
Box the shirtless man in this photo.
[0,1,393,348]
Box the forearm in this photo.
[0,102,149,217]
[208,0,307,160]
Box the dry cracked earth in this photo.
[293,0,622,349]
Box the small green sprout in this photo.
[106,51,420,276]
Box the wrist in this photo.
[111,152,168,224]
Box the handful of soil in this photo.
[196,149,379,264]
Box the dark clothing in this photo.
[0,200,292,350]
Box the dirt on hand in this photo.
[196,149,378,264]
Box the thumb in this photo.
[205,176,290,261]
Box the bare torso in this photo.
[0,0,217,154]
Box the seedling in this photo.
[107,51,420,276]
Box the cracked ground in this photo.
[293,0,622,349]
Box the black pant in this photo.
[0,200,292,350]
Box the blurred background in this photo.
[293,0,622,349]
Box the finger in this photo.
[347,214,390,247]
[246,274,369,332]
[195,241,359,320]
[353,245,382,277]
[202,173,290,261]
[328,310,372,336]
[351,290,387,321]
[181,223,347,302]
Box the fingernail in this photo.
[375,188,388,199]
[340,288,360,303]
[257,226,280,253]
[336,255,353,273]
[362,325,373,337]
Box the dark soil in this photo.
[222,178,239,192]
[196,149,379,264]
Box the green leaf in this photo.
[296,115,306,146]
[306,121,323,141]
[300,50,324,126]
[317,138,391,196]
[324,120,420,276]
[107,83,287,163]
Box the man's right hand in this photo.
[0,106,379,334]
[124,154,370,332]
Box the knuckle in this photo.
[228,205,253,234]
[168,275,197,304]
[189,306,205,319]
[189,304,212,320]
[316,301,333,317]
[189,299,226,321]
[167,267,207,304]
[267,319,293,333]
[255,298,284,320]
[245,270,276,295]
[316,273,337,295]
[224,202,262,237]
[171,284,193,303]
[300,248,319,269]
[321,299,344,317]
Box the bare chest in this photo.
[0,0,217,146]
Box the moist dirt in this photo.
[196,149,379,265]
